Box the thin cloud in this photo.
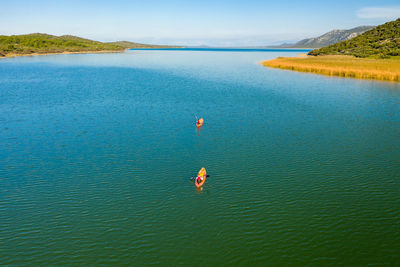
[357,6,400,19]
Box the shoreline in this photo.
[262,55,400,82]
[0,50,125,59]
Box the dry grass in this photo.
[262,55,400,82]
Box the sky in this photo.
[1,0,400,46]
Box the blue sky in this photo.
[1,0,399,46]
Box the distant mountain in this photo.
[308,18,400,58]
[277,26,375,48]
[107,41,180,49]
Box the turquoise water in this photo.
[1,49,399,265]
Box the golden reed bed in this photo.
[262,55,400,82]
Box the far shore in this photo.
[0,50,125,59]
[262,55,400,82]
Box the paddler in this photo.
[196,118,204,127]
[196,176,203,184]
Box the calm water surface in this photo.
[1,49,399,265]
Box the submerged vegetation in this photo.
[308,18,400,58]
[263,55,400,82]
[0,33,177,57]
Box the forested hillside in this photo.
[308,18,400,58]
[0,33,124,56]
[0,33,177,57]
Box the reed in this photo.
[262,55,400,82]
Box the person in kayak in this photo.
[196,118,204,127]
[196,176,203,184]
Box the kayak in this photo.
[196,118,204,127]
[195,167,207,188]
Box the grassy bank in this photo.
[263,55,400,82]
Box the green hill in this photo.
[0,33,124,56]
[308,18,400,58]
[0,33,179,57]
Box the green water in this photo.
[0,49,399,265]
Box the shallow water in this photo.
[1,49,399,265]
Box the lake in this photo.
[1,49,399,265]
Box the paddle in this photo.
[190,175,210,180]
